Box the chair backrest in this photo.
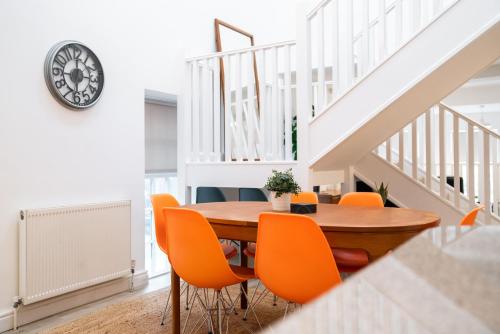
[239,188,268,202]
[459,206,484,226]
[291,192,319,204]
[150,194,179,254]
[163,207,238,289]
[255,212,341,304]
[196,187,226,203]
[338,192,384,208]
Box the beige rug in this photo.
[42,285,289,334]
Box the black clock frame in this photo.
[44,40,104,110]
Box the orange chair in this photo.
[150,194,180,255]
[255,212,342,305]
[151,194,237,260]
[338,192,384,207]
[150,194,237,326]
[459,205,484,226]
[291,191,319,204]
[334,192,385,273]
[163,207,255,333]
[244,191,320,258]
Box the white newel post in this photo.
[296,2,312,191]
[178,57,190,205]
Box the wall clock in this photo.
[44,41,104,110]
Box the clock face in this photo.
[44,41,104,110]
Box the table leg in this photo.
[240,241,248,309]
[171,269,180,334]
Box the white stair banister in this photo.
[284,45,293,161]
[235,53,243,161]
[213,57,221,161]
[398,129,404,170]
[412,120,418,179]
[385,138,391,163]
[439,105,446,197]
[375,102,500,224]
[185,41,296,164]
[306,0,459,117]
[317,6,325,111]
[192,61,200,161]
[360,0,369,76]
[483,133,491,224]
[184,60,192,163]
[331,0,339,98]
[453,114,460,208]
[467,123,475,210]
[345,0,354,87]
[378,0,386,60]
[425,109,432,188]
[492,138,499,216]
[202,59,211,161]
[246,50,256,161]
[271,46,279,160]
[257,49,267,160]
[223,55,232,162]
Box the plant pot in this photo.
[270,192,291,211]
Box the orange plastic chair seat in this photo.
[459,206,484,226]
[230,265,255,280]
[332,247,369,270]
[164,207,254,290]
[291,192,319,204]
[243,242,257,258]
[256,213,342,305]
[222,243,238,259]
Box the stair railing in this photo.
[306,0,459,118]
[375,103,500,223]
[184,41,296,163]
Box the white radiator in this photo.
[19,200,131,305]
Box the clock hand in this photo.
[75,58,79,92]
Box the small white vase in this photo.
[270,192,291,211]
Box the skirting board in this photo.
[0,270,148,333]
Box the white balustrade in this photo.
[185,41,297,163]
[306,0,458,118]
[375,103,500,222]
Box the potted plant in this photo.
[375,182,389,206]
[264,169,301,211]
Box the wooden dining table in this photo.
[170,201,440,334]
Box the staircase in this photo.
[180,0,500,224]
[355,103,500,224]
[307,0,500,170]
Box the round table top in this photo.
[183,201,441,232]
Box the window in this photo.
[144,172,178,277]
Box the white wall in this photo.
[0,0,148,323]
[142,0,316,94]
[0,0,312,327]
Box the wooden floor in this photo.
[8,275,171,334]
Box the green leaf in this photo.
[264,168,301,196]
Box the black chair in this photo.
[239,188,268,202]
[196,187,226,203]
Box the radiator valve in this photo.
[12,297,22,331]
[12,296,22,308]
[130,259,136,292]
